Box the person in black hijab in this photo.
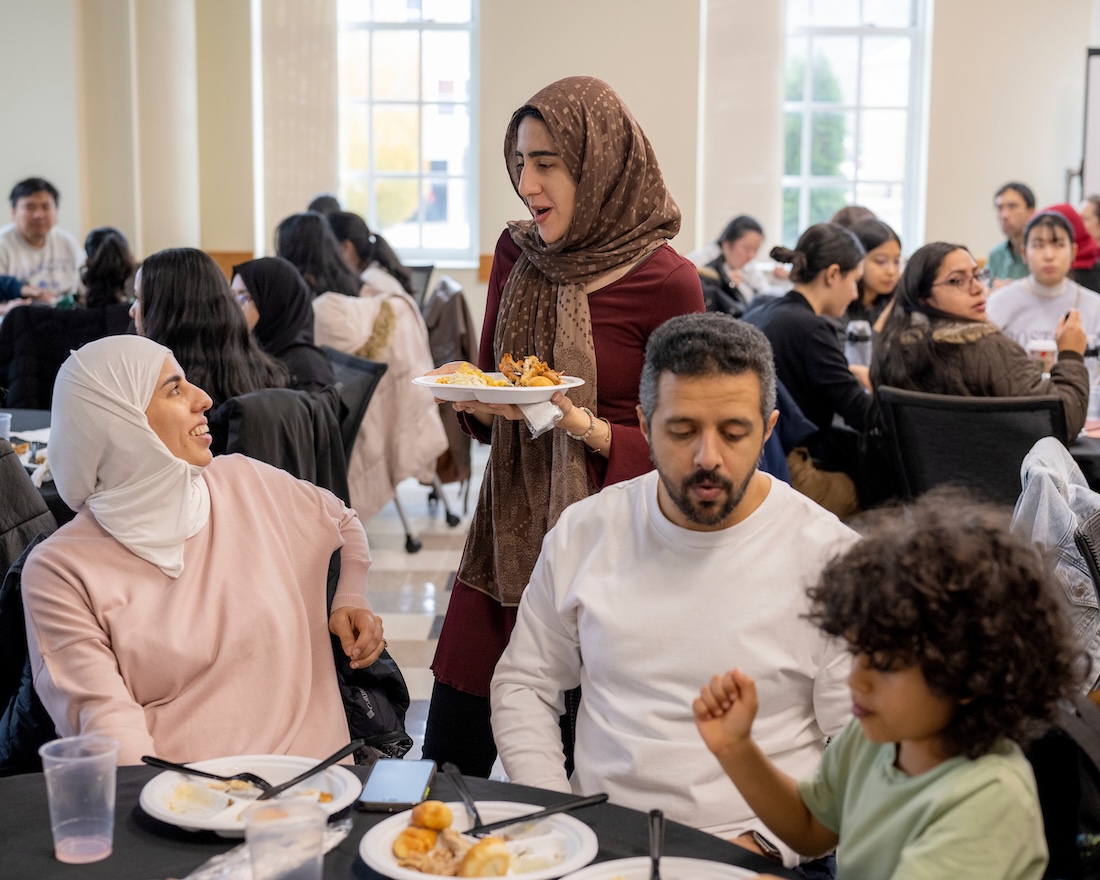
[231,257,336,393]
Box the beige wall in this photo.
[925,0,1094,256]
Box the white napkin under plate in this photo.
[521,401,563,439]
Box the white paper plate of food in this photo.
[413,357,585,405]
[561,856,758,879]
[358,800,599,879]
[139,754,360,837]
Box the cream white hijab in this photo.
[50,336,212,577]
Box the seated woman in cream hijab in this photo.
[21,336,384,765]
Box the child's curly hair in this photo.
[807,491,1082,759]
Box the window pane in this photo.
[811,0,859,27]
[782,187,802,247]
[424,103,469,175]
[340,178,370,217]
[376,178,421,238]
[337,0,372,24]
[861,37,910,107]
[809,110,854,177]
[810,37,857,104]
[374,0,421,23]
[422,179,470,249]
[340,104,371,172]
[373,31,419,100]
[855,182,904,234]
[787,0,811,28]
[423,31,470,101]
[338,30,371,100]
[786,38,807,101]
[373,105,419,172]
[785,113,803,175]
[862,0,912,27]
[422,0,471,23]
[809,187,850,225]
[858,109,907,179]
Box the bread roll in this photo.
[410,799,453,830]
[457,836,511,876]
[392,826,438,858]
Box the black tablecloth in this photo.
[0,767,790,879]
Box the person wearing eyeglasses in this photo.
[872,242,1089,438]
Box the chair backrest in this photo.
[877,385,1068,506]
[1077,508,1100,606]
[320,346,388,459]
[208,385,350,504]
[405,263,434,308]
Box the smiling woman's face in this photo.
[144,356,214,467]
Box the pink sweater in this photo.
[23,455,371,765]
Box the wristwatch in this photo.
[750,830,782,862]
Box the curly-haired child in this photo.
[694,493,1081,880]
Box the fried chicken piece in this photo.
[498,353,563,387]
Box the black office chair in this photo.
[876,386,1068,507]
[405,263,434,309]
[320,347,388,461]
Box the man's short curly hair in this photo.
[808,491,1081,759]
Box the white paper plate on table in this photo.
[413,373,585,405]
[139,754,360,837]
[359,800,599,879]
[561,855,758,879]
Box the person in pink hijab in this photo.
[1044,203,1100,293]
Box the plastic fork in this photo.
[649,809,665,880]
[442,761,484,827]
[141,756,275,795]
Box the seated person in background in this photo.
[987,211,1100,342]
[231,256,336,393]
[0,227,133,408]
[845,218,901,329]
[307,192,341,216]
[276,212,362,298]
[1081,195,1100,250]
[22,336,384,764]
[742,225,869,501]
[0,177,84,303]
[1045,202,1100,294]
[695,493,1077,880]
[491,314,854,871]
[132,248,289,408]
[697,215,767,316]
[988,181,1036,287]
[829,205,875,229]
[872,242,1089,437]
[327,211,415,299]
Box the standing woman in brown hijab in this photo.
[423,77,704,774]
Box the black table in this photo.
[0,767,791,879]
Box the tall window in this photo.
[337,0,478,263]
[783,0,927,247]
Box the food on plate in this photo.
[394,826,440,859]
[499,354,563,387]
[411,799,454,830]
[11,441,29,456]
[458,837,511,877]
[436,363,510,387]
[393,799,512,876]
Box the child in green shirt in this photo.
[695,493,1080,880]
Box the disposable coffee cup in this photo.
[845,320,873,367]
[1026,338,1057,373]
[244,801,326,880]
[38,735,119,864]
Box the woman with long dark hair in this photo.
[82,227,135,308]
[846,218,900,327]
[231,256,335,393]
[872,241,1089,437]
[326,211,414,297]
[131,248,289,408]
[275,212,362,297]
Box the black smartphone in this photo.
[355,758,437,812]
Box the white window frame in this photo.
[337,2,479,265]
[782,0,929,249]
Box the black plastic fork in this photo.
[141,756,275,795]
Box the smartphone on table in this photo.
[355,758,437,812]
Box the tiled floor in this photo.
[360,444,504,776]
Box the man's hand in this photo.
[329,606,385,670]
[693,668,759,758]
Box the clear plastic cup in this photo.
[38,735,119,864]
[0,411,10,442]
[244,801,326,880]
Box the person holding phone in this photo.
[422,76,705,776]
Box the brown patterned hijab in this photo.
[459,76,681,606]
